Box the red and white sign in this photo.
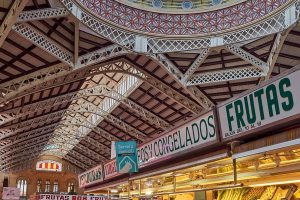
[38,194,107,200]
[104,160,117,179]
[78,165,104,188]
[2,187,20,200]
[36,160,62,172]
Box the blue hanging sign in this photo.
[115,141,138,173]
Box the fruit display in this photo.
[217,188,250,200]
[242,187,265,200]
[272,187,289,200]
[258,186,277,200]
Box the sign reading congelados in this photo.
[79,110,217,185]
[78,165,103,188]
[137,110,216,166]
[218,68,300,139]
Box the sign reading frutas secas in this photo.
[116,141,138,173]
[137,110,216,166]
[78,165,103,188]
[218,67,300,140]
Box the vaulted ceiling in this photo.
[0,0,299,172]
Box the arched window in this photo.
[45,179,50,193]
[17,179,27,196]
[67,182,75,193]
[3,176,8,187]
[37,179,42,193]
[53,180,59,193]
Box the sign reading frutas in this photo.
[116,141,138,173]
[218,69,300,139]
[38,194,106,200]
[137,111,216,166]
[78,165,103,188]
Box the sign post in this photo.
[115,141,138,173]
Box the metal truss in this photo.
[50,124,110,161]
[59,120,120,141]
[0,45,131,105]
[0,63,70,105]
[187,67,263,86]
[17,7,69,22]
[55,119,120,141]
[1,137,48,156]
[1,141,47,163]
[2,59,202,115]
[61,0,300,53]
[68,149,97,167]
[83,136,111,154]
[1,123,58,146]
[5,160,34,173]
[0,0,29,47]
[262,28,292,82]
[1,84,171,129]
[182,49,210,83]
[75,143,108,162]
[1,132,53,153]
[225,44,268,74]
[64,154,89,170]
[62,0,136,49]
[66,100,147,139]
[76,44,130,68]
[12,23,74,66]
[1,155,38,171]
[54,129,110,154]
[149,52,213,109]
[0,109,66,137]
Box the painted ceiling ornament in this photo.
[182,0,193,10]
[152,0,163,8]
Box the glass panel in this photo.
[53,180,59,193]
[45,180,51,193]
[23,181,27,196]
[37,179,42,193]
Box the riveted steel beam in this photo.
[12,23,74,66]
[1,123,58,146]
[0,63,70,105]
[66,100,147,139]
[1,59,201,114]
[149,49,213,110]
[225,44,268,74]
[261,28,292,82]
[182,49,210,83]
[0,84,170,129]
[187,67,264,86]
[0,0,29,47]
[0,109,66,138]
[17,7,69,22]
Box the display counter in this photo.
[84,126,300,200]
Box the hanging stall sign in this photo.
[137,110,217,166]
[38,194,107,200]
[104,160,118,179]
[2,187,20,200]
[218,67,300,140]
[78,164,103,188]
[115,141,138,173]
